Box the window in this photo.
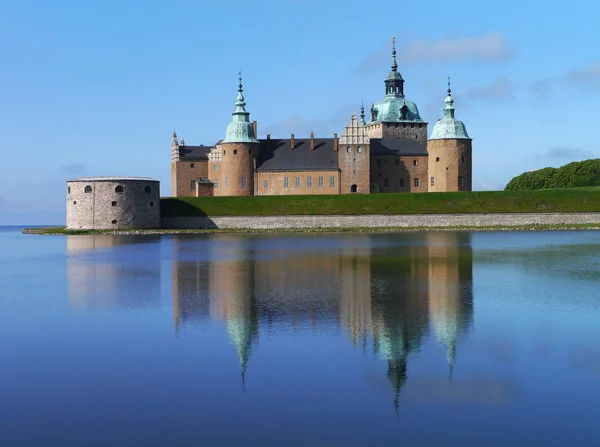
[295,177,300,188]
[225,177,229,188]
[264,180,268,188]
[384,178,389,187]
[223,150,226,155]
[84,185,92,193]
[241,176,247,188]
[357,146,362,153]
[190,179,196,190]
[461,157,465,163]
[115,185,124,194]
[234,149,238,155]
[213,179,219,189]
[150,201,154,207]
[248,149,252,154]
[414,178,420,187]
[330,176,335,187]
[284,177,289,188]
[351,184,357,193]
[213,164,219,171]
[436,157,440,162]
[144,185,151,193]
[446,167,449,172]
[111,201,117,207]
[399,178,405,187]
[68,186,71,194]
[318,176,324,188]
[413,160,418,166]
[111,220,117,224]
[190,163,195,168]
[73,201,76,205]
[431,177,435,187]
[458,176,464,187]
[346,146,351,153]
[307,176,313,188]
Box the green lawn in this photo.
[160,187,600,217]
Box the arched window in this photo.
[346,146,351,153]
[115,185,124,194]
[357,146,362,153]
[84,185,92,193]
[351,184,358,193]
[144,185,151,194]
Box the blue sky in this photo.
[1,0,599,225]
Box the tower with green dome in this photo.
[427,79,472,192]
[365,37,428,142]
[214,72,261,197]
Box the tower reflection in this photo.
[170,232,474,413]
[66,235,162,310]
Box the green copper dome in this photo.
[369,37,423,123]
[223,72,259,144]
[429,82,470,140]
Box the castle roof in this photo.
[177,145,214,160]
[256,138,339,172]
[223,72,259,144]
[370,138,428,156]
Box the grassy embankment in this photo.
[25,187,600,235]
[161,187,600,217]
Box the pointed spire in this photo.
[172,129,178,145]
[360,100,366,125]
[391,36,398,72]
[447,75,452,96]
[223,71,258,143]
[444,76,455,119]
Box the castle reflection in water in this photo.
[66,232,473,413]
[170,232,474,412]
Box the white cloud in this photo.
[534,147,596,160]
[464,79,516,103]
[358,33,513,72]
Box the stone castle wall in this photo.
[67,178,160,230]
[427,139,472,192]
[162,213,600,230]
[371,154,429,193]
[256,170,340,195]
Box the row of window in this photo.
[346,147,364,153]
[71,200,154,207]
[385,122,424,129]
[380,176,465,188]
[73,185,152,194]
[262,176,335,189]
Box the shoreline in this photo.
[22,223,600,236]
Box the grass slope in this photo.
[160,188,600,217]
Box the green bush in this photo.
[505,159,600,190]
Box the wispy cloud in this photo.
[262,104,359,137]
[531,62,600,97]
[464,79,516,103]
[357,33,513,72]
[57,164,87,176]
[534,147,595,160]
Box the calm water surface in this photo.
[1,227,600,446]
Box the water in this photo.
[1,227,600,446]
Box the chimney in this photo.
[290,133,295,150]
[310,132,315,151]
[252,121,257,139]
[333,133,339,152]
[266,133,271,147]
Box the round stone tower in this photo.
[66,176,160,230]
[427,80,472,192]
[215,72,260,196]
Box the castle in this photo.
[171,38,472,198]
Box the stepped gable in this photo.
[256,138,339,171]
[370,138,427,156]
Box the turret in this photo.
[427,78,473,192]
[216,72,260,196]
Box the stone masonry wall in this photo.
[427,139,472,192]
[67,179,160,230]
[162,213,600,230]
